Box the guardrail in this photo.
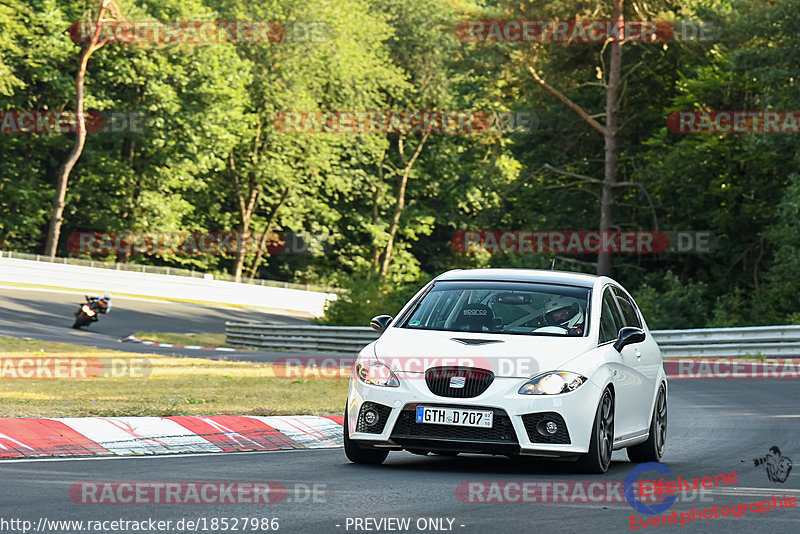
[653,325,800,358]
[226,324,379,352]
[225,323,800,357]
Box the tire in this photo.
[627,383,667,463]
[72,313,87,329]
[576,388,614,474]
[343,410,389,465]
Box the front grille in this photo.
[390,404,518,443]
[521,412,571,444]
[425,366,494,398]
[356,402,393,433]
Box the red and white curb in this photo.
[121,335,237,352]
[0,415,343,459]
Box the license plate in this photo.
[415,406,493,428]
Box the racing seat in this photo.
[452,303,495,332]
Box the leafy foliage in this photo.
[1,0,799,328]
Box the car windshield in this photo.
[402,281,590,336]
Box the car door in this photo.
[598,286,640,440]
[611,286,656,434]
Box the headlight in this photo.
[355,360,400,387]
[518,371,587,395]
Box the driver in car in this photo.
[544,295,584,335]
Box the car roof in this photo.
[434,268,599,288]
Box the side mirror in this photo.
[370,315,393,333]
[613,327,646,352]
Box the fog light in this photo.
[363,409,379,426]
[537,419,559,436]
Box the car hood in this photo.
[372,327,595,378]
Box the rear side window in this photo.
[613,287,642,328]
[599,288,623,344]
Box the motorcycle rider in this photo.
[86,292,112,316]
[72,292,112,329]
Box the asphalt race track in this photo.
[1,380,798,534]
[1,286,798,533]
[0,286,315,361]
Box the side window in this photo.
[613,287,642,328]
[599,288,623,343]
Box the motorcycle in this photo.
[72,297,103,329]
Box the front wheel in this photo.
[343,410,389,465]
[72,313,88,329]
[576,388,614,473]
[627,384,667,463]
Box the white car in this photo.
[344,268,667,473]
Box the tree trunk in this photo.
[528,0,626,277]
[246,185,291,282]
[116,138,138,263]
[233,221,252,282]
[598,0,624,277]
[229,152,260,282]
[368,150,386,279]
[44,1,112,259]
[369,184,381,278]
[379,133,429,277]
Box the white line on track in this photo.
[0,284,176,305]
[710,486,800,494]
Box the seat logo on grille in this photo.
[449,376,466,388]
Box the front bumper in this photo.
[346,373,603,456]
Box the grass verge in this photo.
[0,337,347,418]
